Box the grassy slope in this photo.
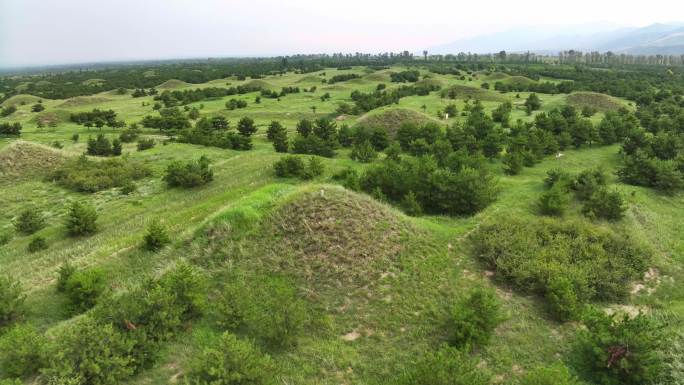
[0,66,682,384]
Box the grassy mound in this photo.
[364,72,391,82]
[355,107,440,136]
[566,92,625,112]
[416,78,444,88]
[502,76,537,87]
[58,96,111,108]
[31,110,71,126]
[82,78,106,86]
[242,79,276,90]
[441,85,509,102]
[483,72,509,80]
[296,75,323,84]
[262,186,413,286]
[1,94,42,107]
[0,141,65,180]
[157,79,190,89]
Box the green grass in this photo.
[0,65,682,384]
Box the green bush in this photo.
[136,138,155,151]
[401,191,423,216]
[273,156,324,180]
[163,156,213,188]
[503,151,524,175]
[519,364,584,385]
[184,332,275,385]
[217,274,307,349]
[331,167,360,191]
[0,276,24,328]
[27,236,48,253]
[572,309,667,385]
[157,262,207,321]
[0,231,11,246]
[447,286,504,350]
[120,180,137,195]
[572,168,607,201]
[301,157,325,180]
[51,155,151,193]
[43,316,135,385]
[392,345,489,385]
[581,188,626,221]
[13,207,45,235]
[470,218,649,321]
[64,268,107,312]
[143,220,170,251]
[64,201,98,236]
[56,262,77,292]
[537,185,571,216]
[0,324,46,378]
[350,140,378,163]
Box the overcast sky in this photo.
[1,0,682,68]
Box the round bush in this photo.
[184,332,275,385]
[0,324,46,378]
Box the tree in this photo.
[350,140,377,163]
[143,220,170,251]
[0,276,24,328]
[266,121,284,141]
[272,129,288,153]
[296,119,313,137]
[448,286,504,350]
[64,201,98,236]
[14,207,45,235]
[525,93,542,114]
[31,103,45,112]
[237,117,257,137]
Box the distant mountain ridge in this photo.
[430,23,684,55]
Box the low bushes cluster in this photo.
[184,332,275,385]
[539,168,626,221]
[163,156,213,188]
[0,324,47,378]
[27,236,48,253]
[273,155,324,180]
[87,134,122,156]
[136,138,155,151]
[42,263,207,384]
[572,308,668,385]
[62,268,107,313]
[391,345,489,385]
[470,218,650,321]
[0,122,21,136]
[360,155,498,216]
[216,274,308,349]
[51,155,152,193]
[143,220,170,251]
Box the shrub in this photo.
[572,168,607,201]
[301,157,325,180]
[447,286,504,350]
[13,207,45,235]
[392,345,489,385]
[56,262,77,292]
[119,128,139,143]
[63,268,107,312]
[401,191,423,216]
[120,180,137,195]
[184,332,275,385]
[64,201,98,236]
[143,220,170,251]
[0,276,24,328]
[572,309,667,385]
[86,134,116,156]
[0,231,11,246]
[350,140,377,163]
[0,122,21,136]
[217,274,307,349]
[537,185,571,216]
[273,156,305,178]
[43,316,135,385]
[163,156,213,188]
[27,236,48,253]
[470,218,649,321]
[581,188,626,221]
[291,134,335,157]
[51,155,151,193]
[519,364,584,385]
[157,262,207,321]
[0,324,47,378]
[237,117,257,137]
[503,151,524,175]
[332,167,361,191]
[136,138,155,151]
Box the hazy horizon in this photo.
[2,0,683,68]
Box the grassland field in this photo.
[0,65,680,384]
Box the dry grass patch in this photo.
[0,140,65,180]
[355,108,440,136]
[566,92,625,112]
